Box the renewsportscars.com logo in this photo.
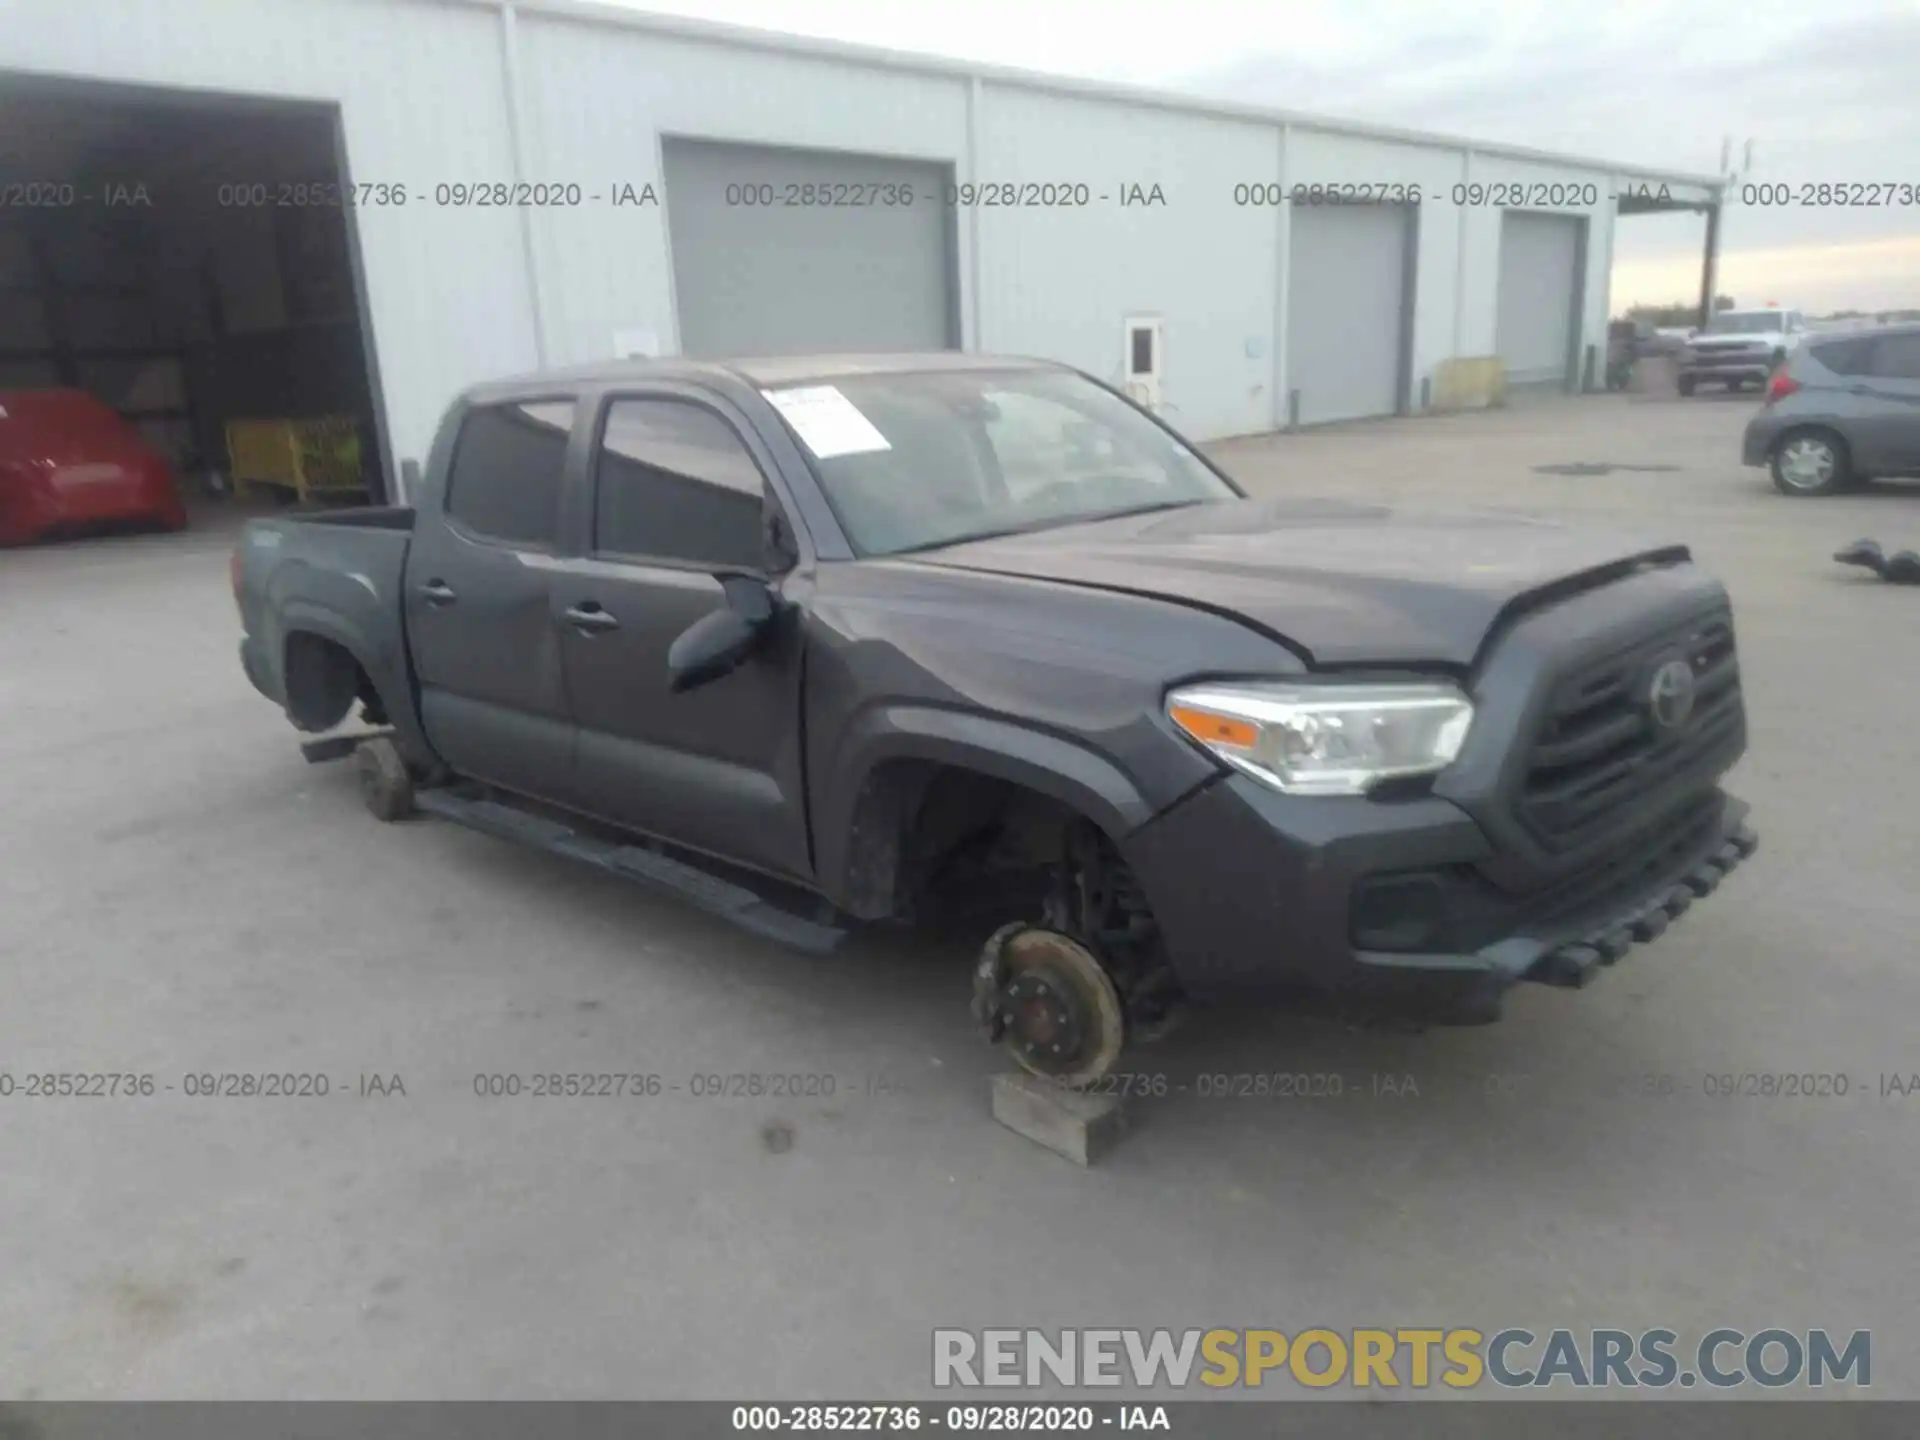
[933,1328,1871,1391]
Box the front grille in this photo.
[1691,341,1767,356]
[1516,607,1743,847]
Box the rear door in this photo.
[551,386,813,881]
[405,396,581,801]
[1859,332,1920,471]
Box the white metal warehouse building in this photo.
[3,0,1723,503]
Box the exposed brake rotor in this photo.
[972,925,1126,1088]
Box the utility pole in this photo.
[1699,137,1753,329]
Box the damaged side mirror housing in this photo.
[667,573,781,693]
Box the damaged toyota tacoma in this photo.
[234,353,1756,1085]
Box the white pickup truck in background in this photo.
[1678,308,1808,395]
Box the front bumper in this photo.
[1122,773,1756,1025]
[1681,354,1775,383]
[1741,413,1785,467]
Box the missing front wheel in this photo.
[972,925,1126,1088]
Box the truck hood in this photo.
[897,497,1688,669]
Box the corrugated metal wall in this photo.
[508,13,972,379]
[970,85,1280,442]
[1284,204,1414,425]
[8,0,533,477]
[658,138,955,358]
[7,0,1693,474]
[1495,211,1585,387]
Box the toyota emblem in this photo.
[1648,658,1697,730]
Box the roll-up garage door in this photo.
[1285,202,1414,426]
[662,139,957,358]
[1496,212,1584,388]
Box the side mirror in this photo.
[763,507,799,573]
[666,573,781,694]
[1687,327,1701,338]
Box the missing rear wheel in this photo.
[356,736,416,822]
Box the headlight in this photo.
[1165,681,1474,796]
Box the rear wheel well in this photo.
[1769,425,1856,496]
[283,631,388,732]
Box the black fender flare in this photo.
[277,600,440,771]
[816,703,1155,918]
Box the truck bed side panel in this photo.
[237,516,435,764]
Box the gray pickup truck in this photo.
[235,353,1756,1085]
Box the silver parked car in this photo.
[1741,323,1920,496]
[1680,308,1808,395]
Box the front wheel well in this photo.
[1771,424,1850,462]
[842,759,1145,918]
[283,631,388,732]
[844,759,1184,1044]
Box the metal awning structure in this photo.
[1613,174,1728,329]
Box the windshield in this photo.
[761,368,1238,557]
[1706,311,1783,334]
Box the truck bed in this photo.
[285,503,415,531]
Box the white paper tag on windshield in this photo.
[762,385,891,459]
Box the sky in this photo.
[600,0,1920,315]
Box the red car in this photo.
[0,388,189,546]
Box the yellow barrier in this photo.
[227,416,366,505]
[1429,357,1508,413]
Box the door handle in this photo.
[563,603,621,634]
[1849,385,1870,396]
[418,579,457,606]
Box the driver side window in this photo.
[594,397,775,572]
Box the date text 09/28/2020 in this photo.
[53,178,1920,213]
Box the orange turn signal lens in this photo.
[1169,704,1259,751]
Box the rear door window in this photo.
[1870,333,1920,381]
[1810,339,1874,377]
[444,399,576,547]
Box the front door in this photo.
[552,390,812,882]
[405,397,579,801]
[1857,331,1920,472]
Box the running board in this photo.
[413,788,851,956]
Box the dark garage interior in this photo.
[0,75,388,540]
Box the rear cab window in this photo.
[444,399,577,548]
